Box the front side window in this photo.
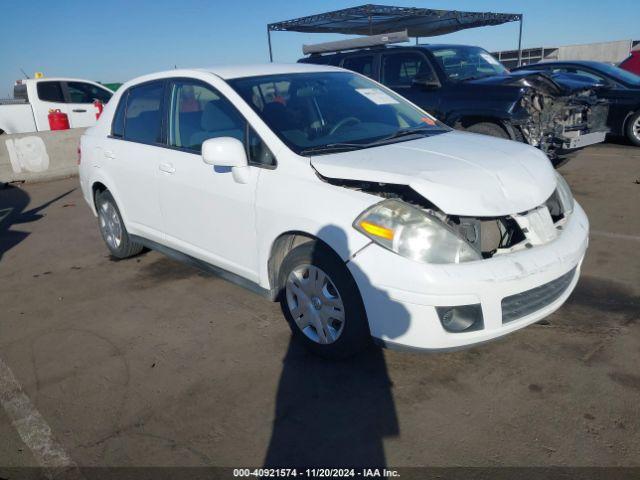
[37,82,64,102]
[229,72,448,155]
[430,46,508,82]
[382,52,437,87]
[66,82,112,104]
[342,55,375,78]
[123,82,164,144]
[168,81,245,152]
[247,126,276,167]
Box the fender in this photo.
[255,168,377,290]
[622,108,639,134]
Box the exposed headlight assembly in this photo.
[555,171,574,216]
[354,199,481,264]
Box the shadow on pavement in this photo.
[0,184,75,263]
[264,225,411,468]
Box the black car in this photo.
[300,44,609,160]
[512,61,640,146]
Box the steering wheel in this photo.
[329,117,361,136]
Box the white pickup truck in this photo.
[0,77,114,135]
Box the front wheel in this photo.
[625,111,640,147]
[95,190,143,259]
[465,122,510,139]
[279,242,371,359]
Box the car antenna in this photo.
[19,68,29,79]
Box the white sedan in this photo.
[78,63,588,357]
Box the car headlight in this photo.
[555,171,574,216]
[353,199,481,264]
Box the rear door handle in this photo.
[104,150,115,160]
[72,109,87,113]
[159,162,175,174]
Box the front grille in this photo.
[501,267,577,324]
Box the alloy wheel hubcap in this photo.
[99,201,122,250]
[633,116,640,141]
[285,264,345,344]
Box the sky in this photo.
[0,0,638,97]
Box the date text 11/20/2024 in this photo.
[233,468,400,477]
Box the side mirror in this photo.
[412,76,441,89]
[202,137,250,183]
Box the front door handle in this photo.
[72,109,87,113]
[159,162,175,174]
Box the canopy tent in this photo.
[267,4,523,64]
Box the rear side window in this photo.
[66,82,112,104]
[342,55,375,78]
[123,82,164,144]
[382,52,437,87]
[37,82,64,102]
[111,91,128,138]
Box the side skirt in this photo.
[130,235,277,301]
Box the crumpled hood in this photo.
[467,71,596,95]
[310,131,557,217]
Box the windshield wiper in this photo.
[300,126,445,155]
[299,143,367,155]
[371,125,444,144]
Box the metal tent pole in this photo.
[517,15,523,66]
[268,27,274,62]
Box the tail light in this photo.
[77,144,82,165]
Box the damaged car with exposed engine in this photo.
[79,64,589,358]
[300,43,609,162]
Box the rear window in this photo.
[123,82,164,144]
[67,82,112,104]
[37,82,64,103]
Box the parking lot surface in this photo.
[0,143,639,470]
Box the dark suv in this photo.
[300,44,609,160]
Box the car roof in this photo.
[197,63,344,79]
[24,77,106,84]
[114,63,349,93]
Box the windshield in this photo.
[597,63,640,86]
[429,46,509,82]
[228,72,448,155]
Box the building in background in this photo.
[493,39,640,69]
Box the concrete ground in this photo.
[0,143,639,472]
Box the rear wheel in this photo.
[279,242,371,359]
[95,190,143,259]
[625,111,640,146]
[466,122,510,139]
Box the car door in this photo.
[31,81,69,130]
[380,50,443,119]
[157,78,270,281]
[63,81,113,128]
[103,80,165,241]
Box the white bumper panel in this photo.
[347,203,589,350]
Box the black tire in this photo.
[278,242,371,359]
[625,111,640,147]
[95,190,143,259]
[466,122,510,139]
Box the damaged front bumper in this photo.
[514,89,609,158]
[347,202,589,351]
